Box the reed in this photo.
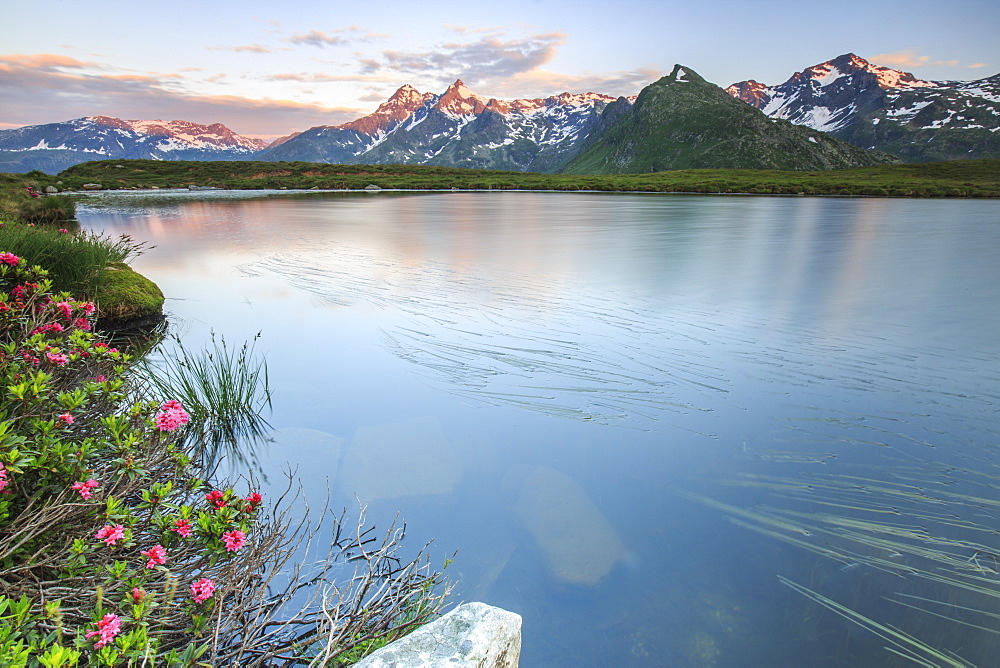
[135,331,272,466]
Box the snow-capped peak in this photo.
[800,53,938,90]
[82,117,266,150]
[335,84,436,135]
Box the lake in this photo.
[79,190,1000,666]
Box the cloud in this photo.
[453,67,658,102]
[871,49,961,69]
[369,30,567,89]
[209,44,275,54]
[287,30,346,48]
[0,53,97,71]
[267,72,398,83]
[351,29,654,99]
[0,53,362,136]
[968,63,987,69]
[359,89,392,102]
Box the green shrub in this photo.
[0,252,450,665]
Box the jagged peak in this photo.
[435,79,489,117]
[662,64,707,84]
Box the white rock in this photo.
[353,602,521,668]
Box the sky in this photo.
[2,0,997,140]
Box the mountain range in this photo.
[0,117,266,174]
[725,53,1000,162]
[2,53,996,174]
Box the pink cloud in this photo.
[871,49,961,69]
[0,53,362,136]
[209,44,275,54]
[0,53,97,70]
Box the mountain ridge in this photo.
[725,53,1000,161]
[0,116,266,174]
[562,64,894,173]
[3,54,998,174]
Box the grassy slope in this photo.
[564,66,893,174]
[40,158,1000,198]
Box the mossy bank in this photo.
[93,262,165,329]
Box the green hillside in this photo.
[564,65,896,174]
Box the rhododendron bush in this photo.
[0,252,449,665]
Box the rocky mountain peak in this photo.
[724,80,770,106]
[664,64,706,83]
[435,80,489,117]
[335,84,435,135]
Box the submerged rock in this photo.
[266,427,345,482]
[514,466,628,586]
[339,416,461,503]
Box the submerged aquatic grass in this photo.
[136,331,272,465]
[681,455,1000,665]
[778,576,973,668]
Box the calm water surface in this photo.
[79,191,1000,666]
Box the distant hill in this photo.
[725,53,1000,162]
[562,65,894,174]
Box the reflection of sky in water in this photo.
[79,192,1000,666]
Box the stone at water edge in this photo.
[353,602,521,668]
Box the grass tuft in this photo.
[0,223,146,298]
[136,331,272,466]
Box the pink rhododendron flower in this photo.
[59,228,70,233]
[141,544,167,568]
[155,400,191,432]
[45,352,68,365]
[245,492,262,512]
[205,490,227,509]
[58,413,74,425]
[81,302,96,315]
[85,613,122,649]
[171,518,192,537]
[222,529,246,552]
[95,374,107,382]
[73,317,92,331]
[30,322,64,335]
[191,578,216,604]
[56,301,73,320]
[131,587,146,603]
[0,252,20,266]
[95,524,125,546]
[0,464,9,493]
[72,479,99,500]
